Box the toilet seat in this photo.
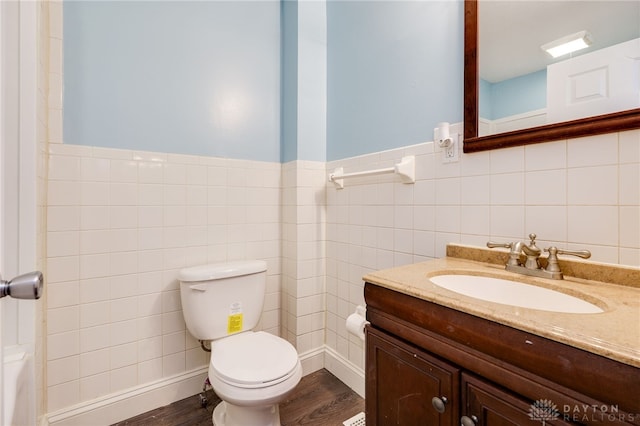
[211,331,299,389]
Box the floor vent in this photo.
[343,411,365,426]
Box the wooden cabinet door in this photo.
[366,327,460,426]
[462,373,573,426]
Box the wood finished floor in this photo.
[112,369,364,426]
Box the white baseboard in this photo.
[323,346,365,398]
[46,367,208,426]
[298,346,326,376]
[296,345,365,397]
[44,346,365,425]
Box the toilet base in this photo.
[212,401,281,426]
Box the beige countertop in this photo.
[363,247,640,368]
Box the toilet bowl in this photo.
[178,261,302,426]
[209,331,302,425]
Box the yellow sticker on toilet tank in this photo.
[227,313,243,334]
[227,302,243,334]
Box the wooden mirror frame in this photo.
[463,0,640,153]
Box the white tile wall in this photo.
[46,145,282,412]
[325,129,640,370]
[281,161,327,355]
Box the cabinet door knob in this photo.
[431,396,448,413]
[460,415,479,426]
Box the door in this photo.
[366,327,460,425]
[1,1,39,424]
[1,0,10,420]
[461,373,573,426]
[547,38,640,123]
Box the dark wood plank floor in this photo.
[113,369,364,426]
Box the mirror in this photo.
[464,0,640,153]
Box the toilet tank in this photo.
[178,260,267,341]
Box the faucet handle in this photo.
[544,246,592,273]
[556,248,591,259]
[545,246,591,259]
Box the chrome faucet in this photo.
[487,233,591,280]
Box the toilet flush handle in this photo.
[189,284,207,292]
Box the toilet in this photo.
[178,260,302,426]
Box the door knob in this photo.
[0,271,43,299]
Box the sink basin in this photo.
[430,274,603,314]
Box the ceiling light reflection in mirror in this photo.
[541,30,592,58]
[478,1,640,137]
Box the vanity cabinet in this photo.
[461,372,572,426]
[364,283,640,426]
[367,327,459,425]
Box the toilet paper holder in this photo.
[346,305,369,341]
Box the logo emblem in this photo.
[529,399,560,424]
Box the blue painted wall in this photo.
[64,1,465,163]
[64,1,281,162]
[326,1,463,161]
[479,79,493,120]
[491,69,546,119]
[479,69,547,120]
[281,0,298,163]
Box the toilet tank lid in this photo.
[178,260,267,282]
